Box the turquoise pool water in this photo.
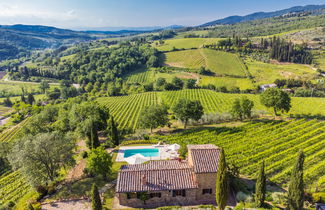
[124,148,159,158]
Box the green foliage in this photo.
[8,132,75,187]
[39,81,50,93]
[3,97,12,107]
[26,93,35,105]
[185,79,196,89]
[171,77,184,90]
[13,43,160,84]
[288,151,305,210]
[91,184,102,210]
[107,116,119,146]
[255,161,266,207]
[216,148,228,210]
[87,147,112,180]
[231,97,254,121]
[172,98,204,129]
[260,88,291,115]
[139,104,169,133]
[206,14,325,38]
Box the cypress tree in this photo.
[108,117,119,146]
[288,151,305,210]
[216,148,228,210]
[91,184,102,210]
[91,123,100,149]
[255,161,266,207]
[27,93,35,105]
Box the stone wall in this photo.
[118,189,197,208]
[195,173,217,201]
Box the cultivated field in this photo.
[246,59,318,85]
[154,38,221,51]
[165,49,247,77]
[0,118,31,207]
[199,76,255,90]
[156,119,325,189]
[98,89,325,130]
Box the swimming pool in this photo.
[124,148,159,158]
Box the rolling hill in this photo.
[200,4,325,26]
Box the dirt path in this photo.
[42,199,91,210]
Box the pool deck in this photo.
[116,145,178,162]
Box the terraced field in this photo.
[155,119,325,188]
[97,89,325,130]
[154,38,221,51]
[165,49,247,77]
[0,118,31,206]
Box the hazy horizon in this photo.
[0,0,324,30]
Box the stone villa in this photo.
[115,144,222,208]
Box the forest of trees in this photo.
[7,42,160,84]
[206,36,314,64]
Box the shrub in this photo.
[81,151,88,159]
[36,185,48,198]
[313,192,325,203]
[236,191,248,202]
[7,201,16,208]
[119,139,158,146]
[198,204,216,209]
[271,192,287,204]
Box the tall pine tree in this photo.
[255,161,266,207]
[288,151,305,210]
[107,116,119,146]
[91,184,102,210]
[216,148,228,210]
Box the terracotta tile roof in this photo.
[187,144,219,150]
[188,144,220,173]
[116,160,198,193]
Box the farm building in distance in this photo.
[115,144,228,208]
[260,83,277,91]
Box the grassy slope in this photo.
[154,38,221,51]
[165,49,247,76]
[0,81,59,96]
[246,59,317,85]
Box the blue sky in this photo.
[0,0,324,29]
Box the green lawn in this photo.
[154,38,221,51]
[165,49,247,77]
[246,59,317,85]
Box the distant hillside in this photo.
[0,24,98,61]
[200,4,325,26]
[0,24,157,61]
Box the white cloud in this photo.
[0,3,81,27]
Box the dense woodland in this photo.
[7,42,160,84]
